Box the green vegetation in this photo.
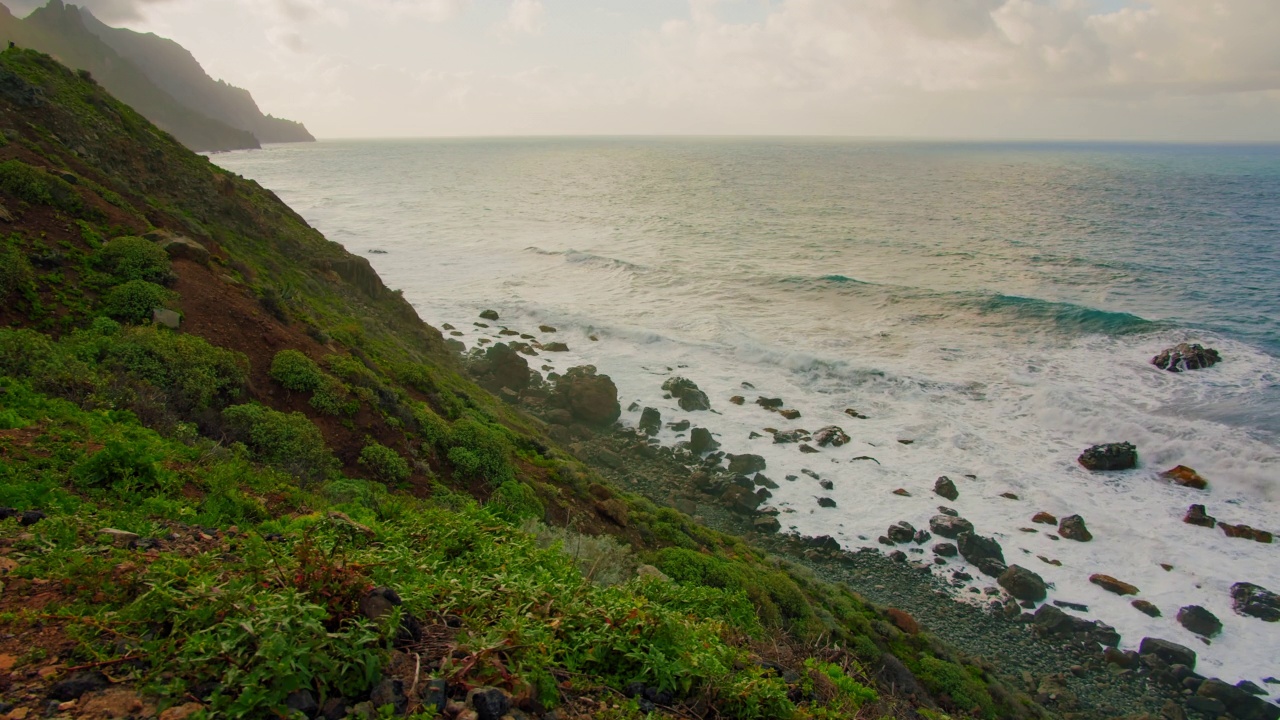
[0,158,84,214]
[91,235,172,283]
[0,242,35,299]
[101,279,173,323]
[270,349,325,391]
[357,441,411,484]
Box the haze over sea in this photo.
[216,139,1280,689]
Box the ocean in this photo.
[214,138,1280,689]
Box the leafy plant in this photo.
[72,439,162,492]
[0,159,83,214]
[357,442,411,484]
[269,349,324,392]
[101,279,172,324]
[0,244,35,298]
[91,236,171,284]
[487,480,544,523]
[446,416,516,486]
[222,403,337,482]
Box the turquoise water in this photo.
[216,140,1280,684]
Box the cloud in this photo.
[355,0,470,23]
[499,0,544,36]
[4,0,177,22]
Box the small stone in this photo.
[726,453,767,474]
[999,492,1019,500]
[1132,600,1162,617]
[934,476,958,501]
[48,672,108,701]
[819,479,833,490]
[467,686,511,720]
[730,395,745,405]
[1058,515,1093,542]
[285,690,319,716]
[1161,465,1208,489]
[932,543,957,557]
[892,488,911,497]
[779,409,801,420]
[1152,343,1221,372]
[1090,574,1139,596]
[1183,504,1216,528]
[1177,605,1222,637]
[539,325,556,333]
[937,506,958,517]
[798,443,818,453]
[480,309,500,320]
[816,497,837,508]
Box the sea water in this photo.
[215,138,1280,689]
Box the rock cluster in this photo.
[1152,343,1221,372]
[1078,442,1137,471]
[662,377,710,411]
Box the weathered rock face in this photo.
[1221,523,1273,543]
[1058,515,1093,542]
[638,407,662,436]
[1184,504,1216,528]
[480,343,532,391]
[1161,465,1208,489]
[1231,582,1280,622]
[1033,605,1121,647]
[957,532,1006,577]
[551,366,620,426]
[726,453,766,474]
[933,542,958,557]
[929,514,974,539]
[1152,343,1221,372]
[1090,574,1139,596]
[1177,605,1222,637]
[1139,637,1197,670]
[1078,442,1137,471]
[933,476,958,501]
[999,565,1047,602]
[886,522,915,544]
[813,426,850,448]
[662,377,710,411]
[687,427,718,454]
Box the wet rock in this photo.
[933,542,957,557]
[913,529,931,544]
[1183,504,1216,528]
[1221,523,1273,543]
[891,488,911,497]
[754,473,779,489]
[1132,600,1162,618]
[1078,442,1137,471]
[553,366,620,426]
[1090,574,1139,596]
[726,453,766,474]
[845,408,869,419]
[755,397,784,410]
[480,309,500,320]
[48,672,108,701]
[798,443,818,453]
[1058,514,1093,542]
[1104,647,1139,668]
[999,565,1048,602]
[729,395,745,405]
[662,377,710,411]
[929,514,974,539]
[1231,582,1280,621]
[819,479,834,490]
[1161,465,1208,490]
[817,497,837,508]
[754,516,781,533]
[638,407,662,436]
[1032,605,1120,646]
[937,506,958,517]
[932,476,958,501]
[1196,678,1279,720]
[538,324,556,333]
[721,485,765,515]
[772,429,806,444]
[370,678,408,715]
[999,492,1019,500]
[667,419,690,432]
[543,341,569,352]
[1140,637,1196,669]
[957,532,1005,575]
[1152,343,1221,372]
[466,686,511,720]
[813,426,850,447]
[1177,605,1222,637]
[1032,512,1057,525]
[780,409,801,420]
[687,427,717,454]
[888,550,907,562]
[887,522,915,544]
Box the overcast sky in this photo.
[13,0,1280,140]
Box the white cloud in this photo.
[499,0,544,36]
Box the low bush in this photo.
[222,403,337,482]
[97,325,248,414]
[0,159,83,214]
[269,349,324,392]
[91,236,171,284]
[487,480,544,524]
[446,416,516,486]
[0,244,34,298]
[310,375,356,416]
[357,442,411,484]
[915,656,996,719]
[73,439,163,492]
[100,279,172,324]
[523,519,636,586]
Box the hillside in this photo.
[0,0,312,151]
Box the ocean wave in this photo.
[524,246,648,274]
[969,293,1160,335]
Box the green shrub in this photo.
[92,236,170,283]
[446,416,515,485]
[269,349,324,392]
[222,403,337,482]
[803,659,877,715]
[488,480,544,523]
[73,439,162,492]
[411,403,450,449]
[96,325,248,413]
[0,245,34,298]
[0,159,83,214]
[101,279,172,324]
[310,375,356,416]
[357,442,411,484]
[916,656,996,719]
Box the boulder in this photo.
[729,395,745,405]
[1221,523,1274,543]
[48,672,109,701]
[933,543,958,557]
[1139,637,1197,669]
[1078,442,1137,471]
[1090,574,1139,596]
[1183,504,1216,528]
[359,586,402,622]
[957,532,1005,575]
[145,229,210,266]
[481,343,533,391]
[753,516,781,533]
[152,308,180,329]
[720,485,764,515]
[1058,515,1093,542]
[755,397,784,410]
[1177,605,1222,637]
[1196,678,1280,720]
[754,473,779,489]
[1161,465,1208,490]
[479,309,500,320]
[1033,605,1120,646]
[1231,582,1280,622]
[638,407,662,436]
[913,529,931,544]
[934,476,958,501]
[543,341,569,352]
[779,409,801,420]
[930,514,974,539]
[998,565,1048,602]
[886,522,915,544]
[553,366,620,426]
[662,377,710,411]
[813,426,850,447]
[817,497,837,508]
[687,427,717,454]
[1152,343,1221,372]
[1131,600,1162,617]
[1032,512,1057,525]
[726,453,767,474]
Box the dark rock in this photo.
[1104,647,1138,668]
[798,443,818,453]
[937,506,958,517]
[929,515,974,538]
[467,686,511,720]
[933,543,957,557]
[819,479,833,490]
[687,427,717,454]
[1177,605,1222,637]
[891,488,911,497]
[667,419,690,431]
[998,565,1048,602]
[1131,599,1161,617]
[754,473,779,489]
[48,672,108,700]
[887,522,915,544]
[1231,582,1280,622]
[1031,512,1057,525]
[1139,637,1197,669]
[755,397,784,410]
[1185,696,1227,716]
[360,586,402,622]
[1197,678,1279,720]
[1221,523,1274,543]
[934,476,958,501]
[543,341,570,352]
[729,395,745,405]
[720,485,764,515]
[780,409,801,420]
[726,453,766,474]
[1089,574,1139,595]
[754,516,781,533]
[817,497,837,508]
[662,377,710,411]
[638,407,662,436]
[956,532,1004,567]
[973,557,1008,578]
[1238,680,1267,695]
[1161,465,1208,489]
[806,535,841,553]
[1078,442,1137,471]
[319,697,349,720]
[285,689,319,716]
[889,550,907,562]
[18,509,45,526]
[913,529,931,544]
[845,408,868,419]
[480,309,500,320]
[999,492,1019,500]
[370,678,408,715]
[1058,514,1092,542]
[1152,343,1221,372]
[553,366,620,426]
[0,507,15,521]
[813,426,849,447]
[772,429,806,444]
[1183,504,1216,528]
[1054,600,1089,612]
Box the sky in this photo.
[10,0,1280,140]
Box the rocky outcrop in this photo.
[552,366,620,426]
[1183,504,1216,528]
[929,514,974,539]
[1078,442,1137,471]
[1176,605,1222,637]
[1221,523,1273,543]
[933,476,958,501]
[1032,605,1120,647]
[886,522,915,544]
[662,377,710,412]
[638,407,662,436]
[1152,343,1221,372]
[687,427,718,454]
[1139,637,1197,669]
[998,565,1047,602]
[1231,582,1280,622]
[957,532,1005,577]
[477,343,533,392]
[812,426,849,448]
[1161,465,1208,489]
[1058,515,1092,542]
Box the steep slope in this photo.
[0,48,1058,720]
[79,7,314,144]
[0,0,259,151]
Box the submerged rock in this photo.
[1058,515,1092,542]
[934,476,958,501]
[755,396,784,410]
[1078,442,1137,471]
[1152,343,1221,372]
[1177,605,1222,637]
[479,309,500,321]
[662,377,710,411]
